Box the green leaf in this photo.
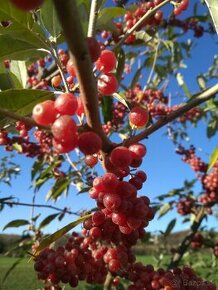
[0,72,22,90]
[0,35,48,61]
[135,31,152,43]
[38,213,59,230]
[197,75,206,91]
[0,1,49,52]
[46,177,71,201]
[40,0,62,40]
[0,89,54,127]
[3,219,30,231]
[158,203,172,219]
[34,214,92,255]
[208,147,218,171]
[97,7,125,33]
[176,73,192,98]
[112,92,130,109]
[2,257,24,284]
[115,48,125,84]
[207,119,218,138]
[12,143,23,153]
[102,96,113,123]
[10,61,28,88]
[31,158,45,181]
[204,0,218,34]
[164,218,176,237]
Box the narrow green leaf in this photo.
[102,96,113,123]
[112,93,130,109]
[197,75,206,91]
[38,213,59,230]
[34,214,92,255]
[208,147,218,171]
[158,203,171,219]
[176,73,191,98]
[2,257,24,284]
[3,219,30,231]
[41,0,62,40]
[10,61,28,88]
[204,0,218,34]
[46,177,71,201]
[164,218,176,237]
[207,119,218,138]
[12,143,23,153]
[97,7,125,33]
[115,48,125,84]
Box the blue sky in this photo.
[0,0,217,236]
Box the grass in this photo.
[0,255,217,290]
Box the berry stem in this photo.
[87,0,99,37]
[114,0,172,49]
[103,272,113,290]
[53,0,112,152]
[124,83,218,147]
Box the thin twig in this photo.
[123,83,218,147]
[87,0,99,37]
[1,200,79,216]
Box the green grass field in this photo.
[0,255,217,290]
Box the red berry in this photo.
[66,59,77,78]
[78,131,102,155]
[129,106,149,128]
[85,155,98,168]
[96,50,117,73]
[10,0,43,10]
[108,259,121,272]
[51,75,62,87]
[110,146,132,168]
[98,73,118,95]
[103,193,121,211]
[92,211,105,226]
[32,100,57,126]
[51,115,77,142]
[86,37,101,62]
[128,143,147,160]
[54,93,78,116]
[75,97,85,117]
[52,135,78,153]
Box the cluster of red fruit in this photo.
[191,233,203,250]
[126,264,215,290]
[90,170,153,235]
[176,196,195,216]
[176,146,218,206]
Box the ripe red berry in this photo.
[51,115,77,142]
[52,135,78,154]
[110,146,132,168]
[78,131,102,155]
[96,50,117,73]
[92,211,105,226]
[86,37,101,62]
[10,0,44,11]
[54,93,78,116]
[75,97,85,117]
[98,73,118,95]
[128,143,147,160]
[85,155,98,168]
[32,100,57,126]
[129,106,149,128]
[66,59,77,78]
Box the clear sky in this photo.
[0,0,217,236]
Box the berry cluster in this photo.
[126,264,215,290]
[173,0,189,16]
[34,232,108,289]
[191,233,203,250]
[176,196,196,215]
[90,169,153,235]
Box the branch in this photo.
[103,272,113,290]
[124,83,218,147]
[114,0,171,49]
[0,107,49,130]
[168,207,206,269]
[53,0,112,152]
[87,0,99,37]
[1,200,79,216]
